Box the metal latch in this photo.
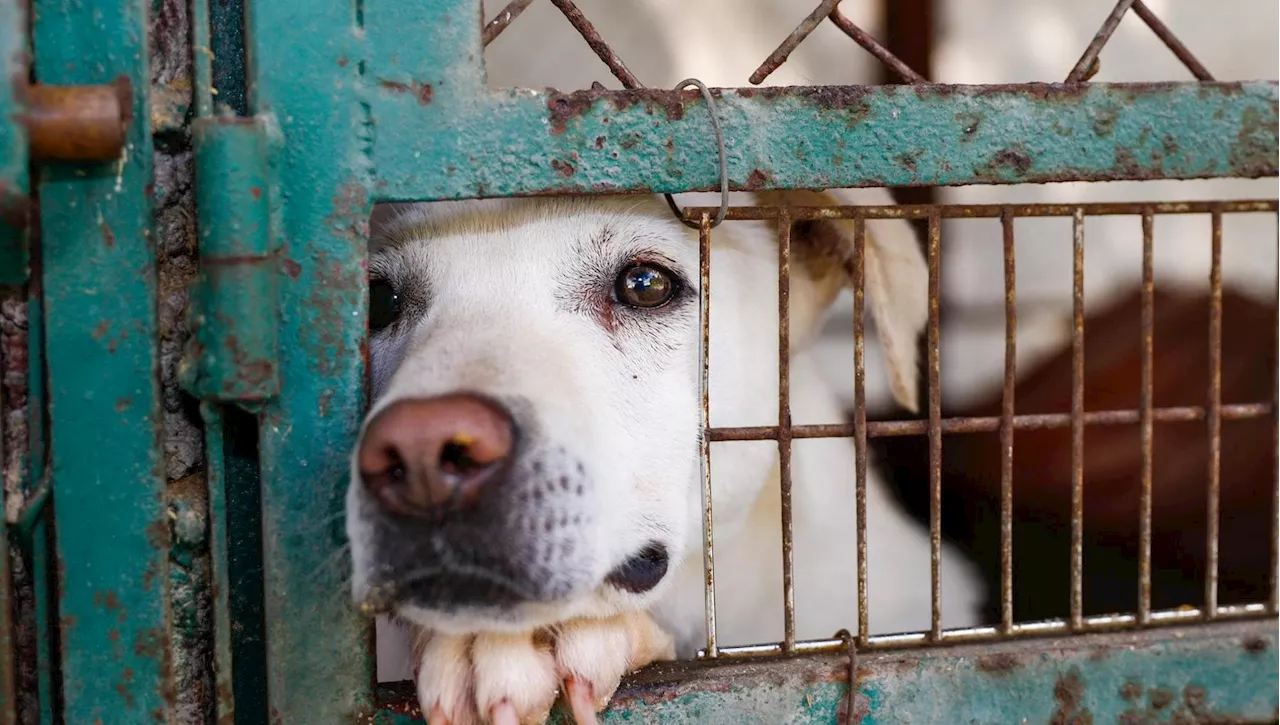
[21,77,133,162]
[179,116,281,404]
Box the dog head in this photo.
[346,192,925,635]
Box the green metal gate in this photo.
[0,0,1276,723]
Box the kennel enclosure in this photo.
[0,0,1277,723]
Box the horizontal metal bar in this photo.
[682,198,1279,221]
[373,617,1278,724]
[369,82,1278,201]
[707,402,1273,442]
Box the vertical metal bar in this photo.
[1205,209,1223,620]
[777,211,796,654]
[33,0,173,720]
[200,405,237,721]
[1070,208,1087,631]
[927,212,943,641]
[1272,214,1279,616]
[698,213,718,658]
[852,217,869,646]
[1137,210,1155,626]
[248,0,377,716]
[999,209,1017,634]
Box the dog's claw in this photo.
[565,677,601,725]
[489,700,521,725]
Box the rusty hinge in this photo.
[178,115,281,404]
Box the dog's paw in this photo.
[415,611,675,725]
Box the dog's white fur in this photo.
[346,1,987,721]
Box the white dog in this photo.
[345,2,985,723]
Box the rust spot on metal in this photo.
[1148,687,1175,710]
[145,518,168,550]
[974,652,1021,673]
[282,258,302,279]
[743,169,773,190]
[115,397,132,412]
[92,320,111,340]
[377,79,433,105]
[1242,636,1269,653]
[1120,680,1143,701]
[594,135,605,149]
[974,146,1033,182]
[251,186,262,200]
[1050,667,1093,725]
[114,667,137,708]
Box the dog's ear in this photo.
[754,190,927,413]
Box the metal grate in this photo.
[686,199,1278,660]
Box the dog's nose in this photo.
[358,394,514,517]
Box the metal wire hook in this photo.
[664,78,728,229]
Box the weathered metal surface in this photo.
[372,619,1278,724]
[246,0,376,720]
[23,81,133,162]
[32,0,172,722]
[369,79,1278,202]
[0,0,28,286]
[182,117,280,403]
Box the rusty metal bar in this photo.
[706,403,1273,442]
[999,209,1016,635]
[927,212,943,642]
[828,8,928,84]
[852,216,869,646]
[482,0,534,46]
[749,0,843,85]
[546,0,641,89]
[1067,0,1135,83]
[24,80,133,162]
[1070,208,1086,631]
[697,604,1273,658]
[1205,208,1223,620]
[1273,217,1279,616]
[777,211,796,654]
[681,199,1279,221]
[697,213,718,658]
[1137,210,1155,625]
[1131,0,1214,81]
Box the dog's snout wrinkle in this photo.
[359,394,515,517]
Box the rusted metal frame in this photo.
[1131,0,1214,82]
[681,199,1280,221]
[749,0,843,85]
[371,82,1278,200]
[705,403,1273,442]
[1069,208,1086,632]
[373,619,1279,723]
[1205,209,1223,621]
[246,0,377,718]
[32,0,173,721]
[482,0,534,46]
[1067,0,1136,83]
[851,217,869,647]
[696,603,1275,659]
[546,0,641,89]
[926,212,943,642]
[1137,210,1155,626]
[776,211,797,654]
[828,9,928,85]
[697,214,718,659]
[999,209,1016,635]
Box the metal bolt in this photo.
[21,76,133,162]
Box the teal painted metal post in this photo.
[246,0,376,721]
[31,0,172,722]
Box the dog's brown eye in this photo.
[369,277,401,333]
[615,263,677,309]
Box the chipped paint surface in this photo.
[369,75,1279,201]
[246,0,376,721]
[368,620,1279,724]
[32,0,171,721]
